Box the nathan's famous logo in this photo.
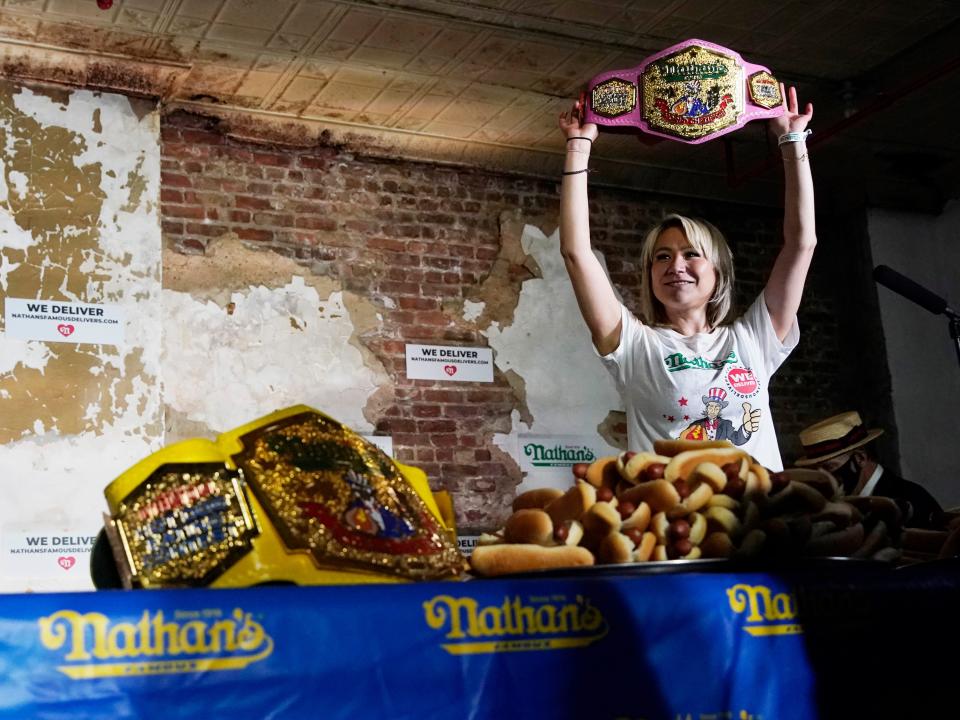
[727,584,802,636]
[523,443,595,467]
[39,607,274,679]
[423,594,608,655]
[664,350,737,373]
[661,60,729,83]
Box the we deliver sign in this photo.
[405,344,493,382]
[4,297,124,345]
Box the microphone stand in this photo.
[950,308,960,370]
[873,264,960,372]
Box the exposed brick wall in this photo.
[160,111,864,529]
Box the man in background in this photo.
[794,410,943,529]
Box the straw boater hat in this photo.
[794,411,884,466]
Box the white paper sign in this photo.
[457,535,480,557]
[1,525,99,580]
[361,435,394,457]
[4,297,125,345]
[405,344,493,382]
[515,434,622,494]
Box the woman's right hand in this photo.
[559,99,598,143]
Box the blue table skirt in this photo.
[1,561,957,719]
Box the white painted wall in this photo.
[483,225,623,477]
[0,86,162,591]
[868,202,960,508]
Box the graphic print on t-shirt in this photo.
[663,349,737,372]
[725,365,761,400]
[678,386,760,446]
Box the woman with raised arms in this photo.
[558,86,814,470]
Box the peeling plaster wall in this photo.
[159,112,857,533]
[479,220,624,457]
[0,80,161,592]
[161,237,391,440]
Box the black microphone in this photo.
[873,264,949,316]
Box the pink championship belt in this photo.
[581,39,783,144]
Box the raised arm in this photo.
[764,85,816,342]
[559,101,624,356]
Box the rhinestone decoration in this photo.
[748,71,782,109]
[233,411,464,581]
[112,464,258,588]
[642,45,743,140]
[591,77,637,118]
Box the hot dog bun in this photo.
[503,509,554,545]
[633,531,657,562]
[598,531,635,564]
[544,481,596,526]
[619,479,681,514]
[580,501,622,549]
[783,467,840,501]
[621,501,652,533]
[584,455,621,489]
[469,544,594,576]
[701,532,735,558]
[617,452,671,484]
[512,487,564,512]
[805,522,865,557]
[654,439,735,457]
[664,447,749,483]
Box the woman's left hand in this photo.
[769,84,813,137]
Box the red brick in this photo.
[166,204,204,219]
[179,129,223,145]
[236,227,273,242]
[179,238,207,254]
[162,172,192,188]
[443,405,481,418]
[299,156,330,170]
[295,216,337,231]
[236,195,273,211]
[412,405,441,418]
[253,152,291,167]
[185,222,228,237]
[398,297,438,311]
[418,420,458,433]
[254,212,294,226]
[423,390,463,403]
[161,220,184,235]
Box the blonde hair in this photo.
[638,214,735,328]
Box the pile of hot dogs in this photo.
[470,439,923,577]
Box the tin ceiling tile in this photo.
[365,89,413,116]
[349,45,416,71]
[364,17,443,55]
[216,0,296,30]
[435,100,501,125]
[311,81,382,112]
[171,0,223,21]
[331,66,392,89]
[325,8,381,46]
[204,22,273,47]
[279,2,337,36]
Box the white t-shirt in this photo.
[599,292,798,470]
